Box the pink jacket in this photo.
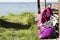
[37,8,53,29]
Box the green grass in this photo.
[0,12,40,40]
[53,11,58,15]
[0,11,58,40]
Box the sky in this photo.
[0,0,58,2]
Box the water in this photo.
[0,2,58,16]
[0,2,38,16]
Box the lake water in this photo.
[0,2,58,16]
[0,2,38,16]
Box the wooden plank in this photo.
[58,0,60,36]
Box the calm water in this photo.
[0,2,38,16]
[0,2,58,16]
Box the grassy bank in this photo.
[0,11,58,40]
[0,12,39,40]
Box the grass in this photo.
[0,12,40,40]
[0,11,58,40]
[53,11,58,15]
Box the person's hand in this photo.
[37,23,42,29]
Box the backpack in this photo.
[38,26,57,39]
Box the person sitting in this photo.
[37,6,58,39]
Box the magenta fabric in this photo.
[38,26,55,39]
[37,8,53,29]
